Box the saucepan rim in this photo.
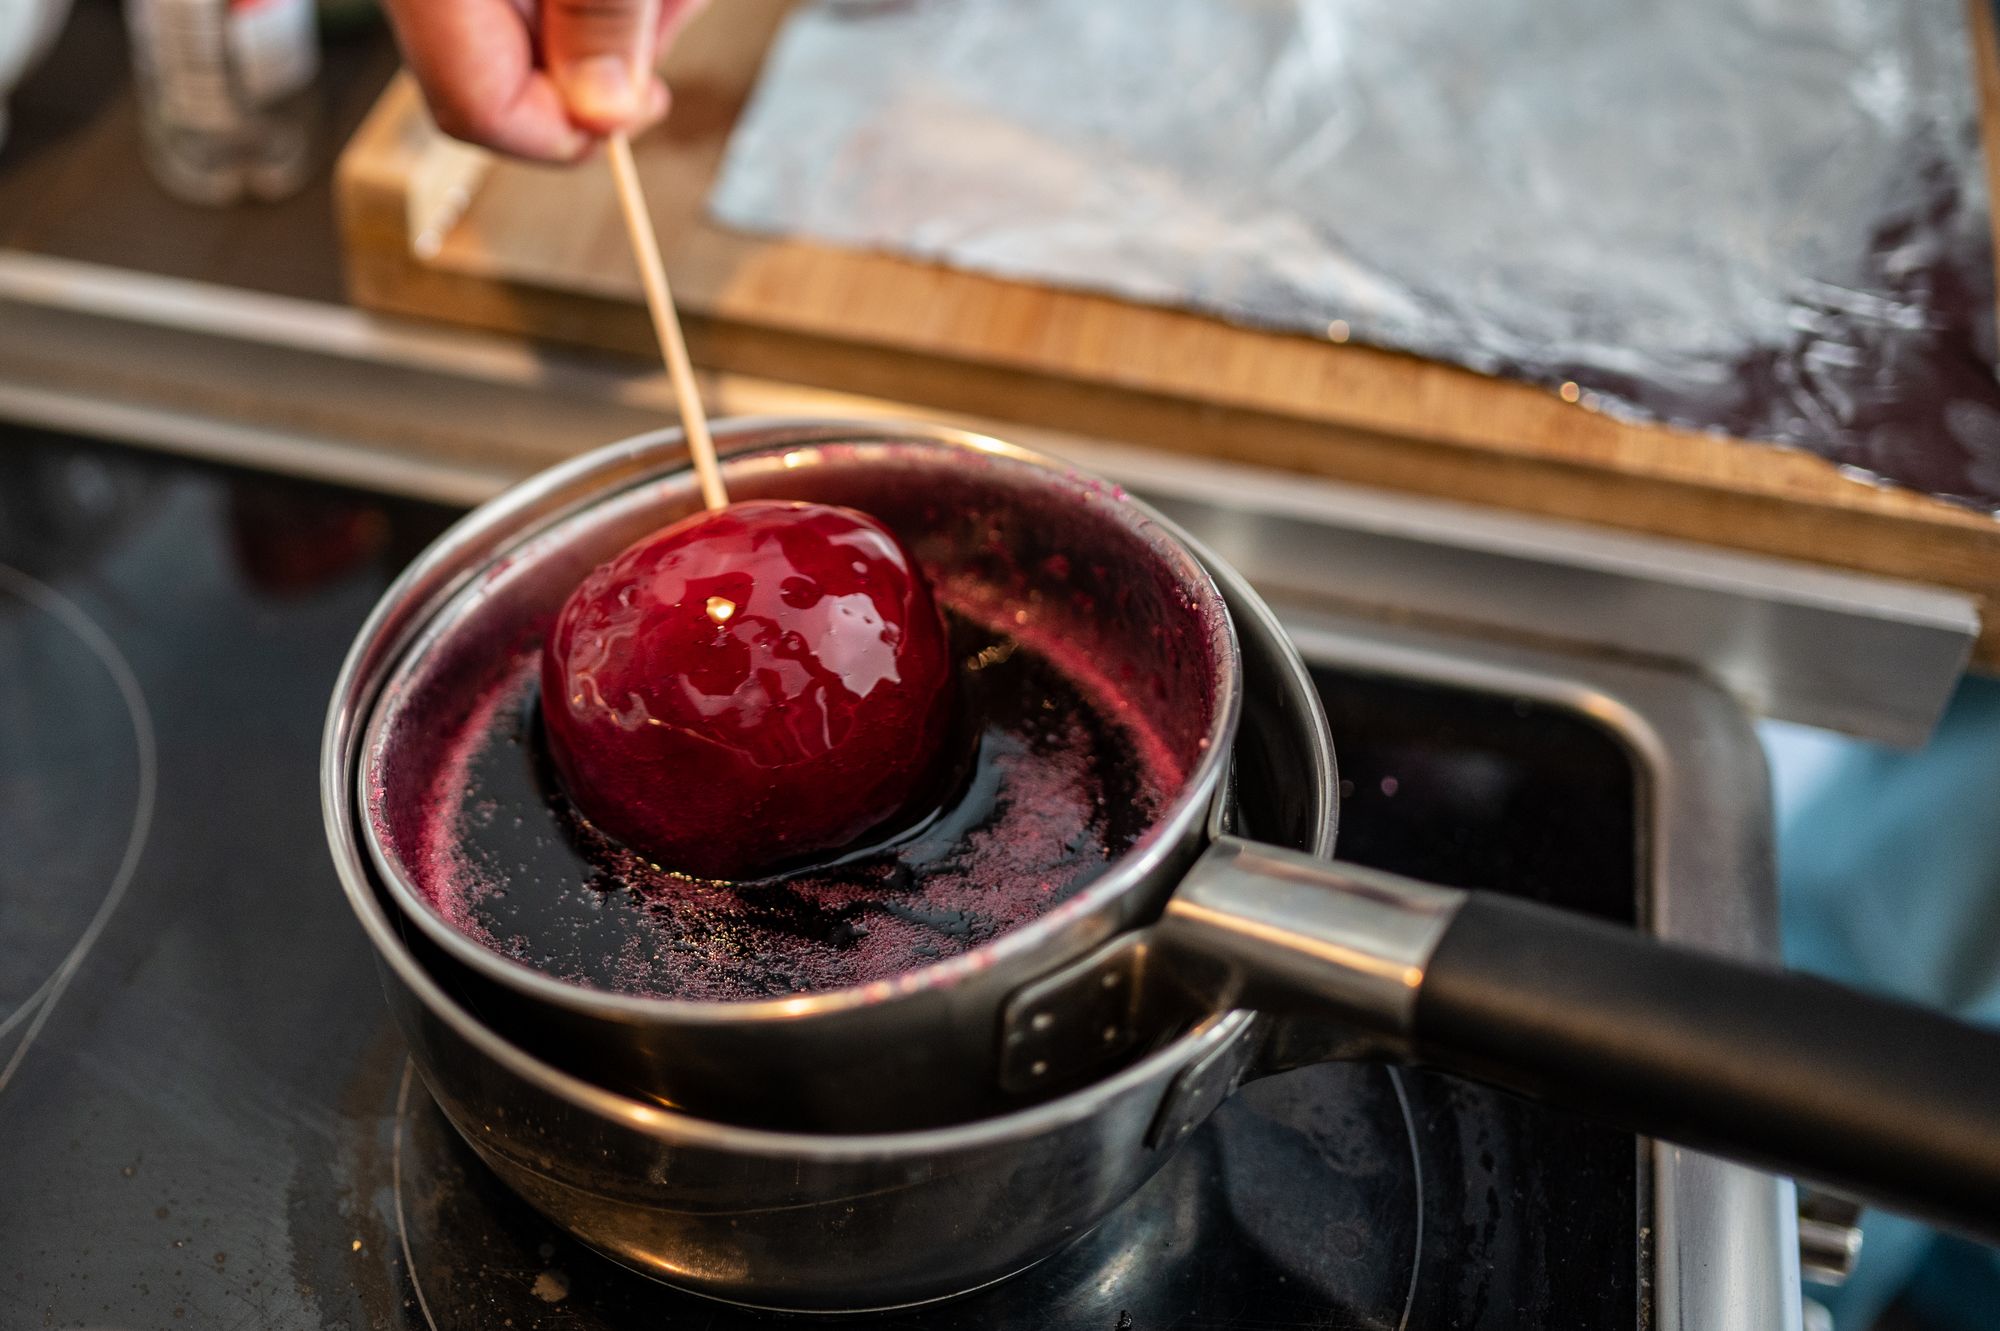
[337,420,1244,1028]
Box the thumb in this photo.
[543,0,660,132]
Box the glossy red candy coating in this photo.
[540,500,954,880]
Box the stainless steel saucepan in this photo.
[354,422,1283,1133]
[327,421,1331,1310]
[327,421,2000,1310]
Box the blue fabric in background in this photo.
[1763,677,2000,1330]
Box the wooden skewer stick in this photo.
[606,129,729,512]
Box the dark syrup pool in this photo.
[407,616,1167,1001]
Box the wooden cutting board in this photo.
[336,0,2000,669]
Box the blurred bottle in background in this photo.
[125,0,319,205]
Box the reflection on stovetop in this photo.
[371,1060,1421,1329]
[0,433,1641,1330]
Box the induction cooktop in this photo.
[0,429,1731,1329]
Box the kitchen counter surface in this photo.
[0,0,395,302]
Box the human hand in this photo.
[383,0,708,161]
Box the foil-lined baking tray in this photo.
[711,0,2000,511]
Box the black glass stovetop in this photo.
[0,432,1643,1330]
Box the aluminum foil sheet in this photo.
[711,0,2000,510]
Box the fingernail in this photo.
[562,54,639,125]
[640,79,670,124]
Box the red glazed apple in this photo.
[540,500,954,879]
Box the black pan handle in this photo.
[1161,838,2000,1245]
[1417,892,2000,1245]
